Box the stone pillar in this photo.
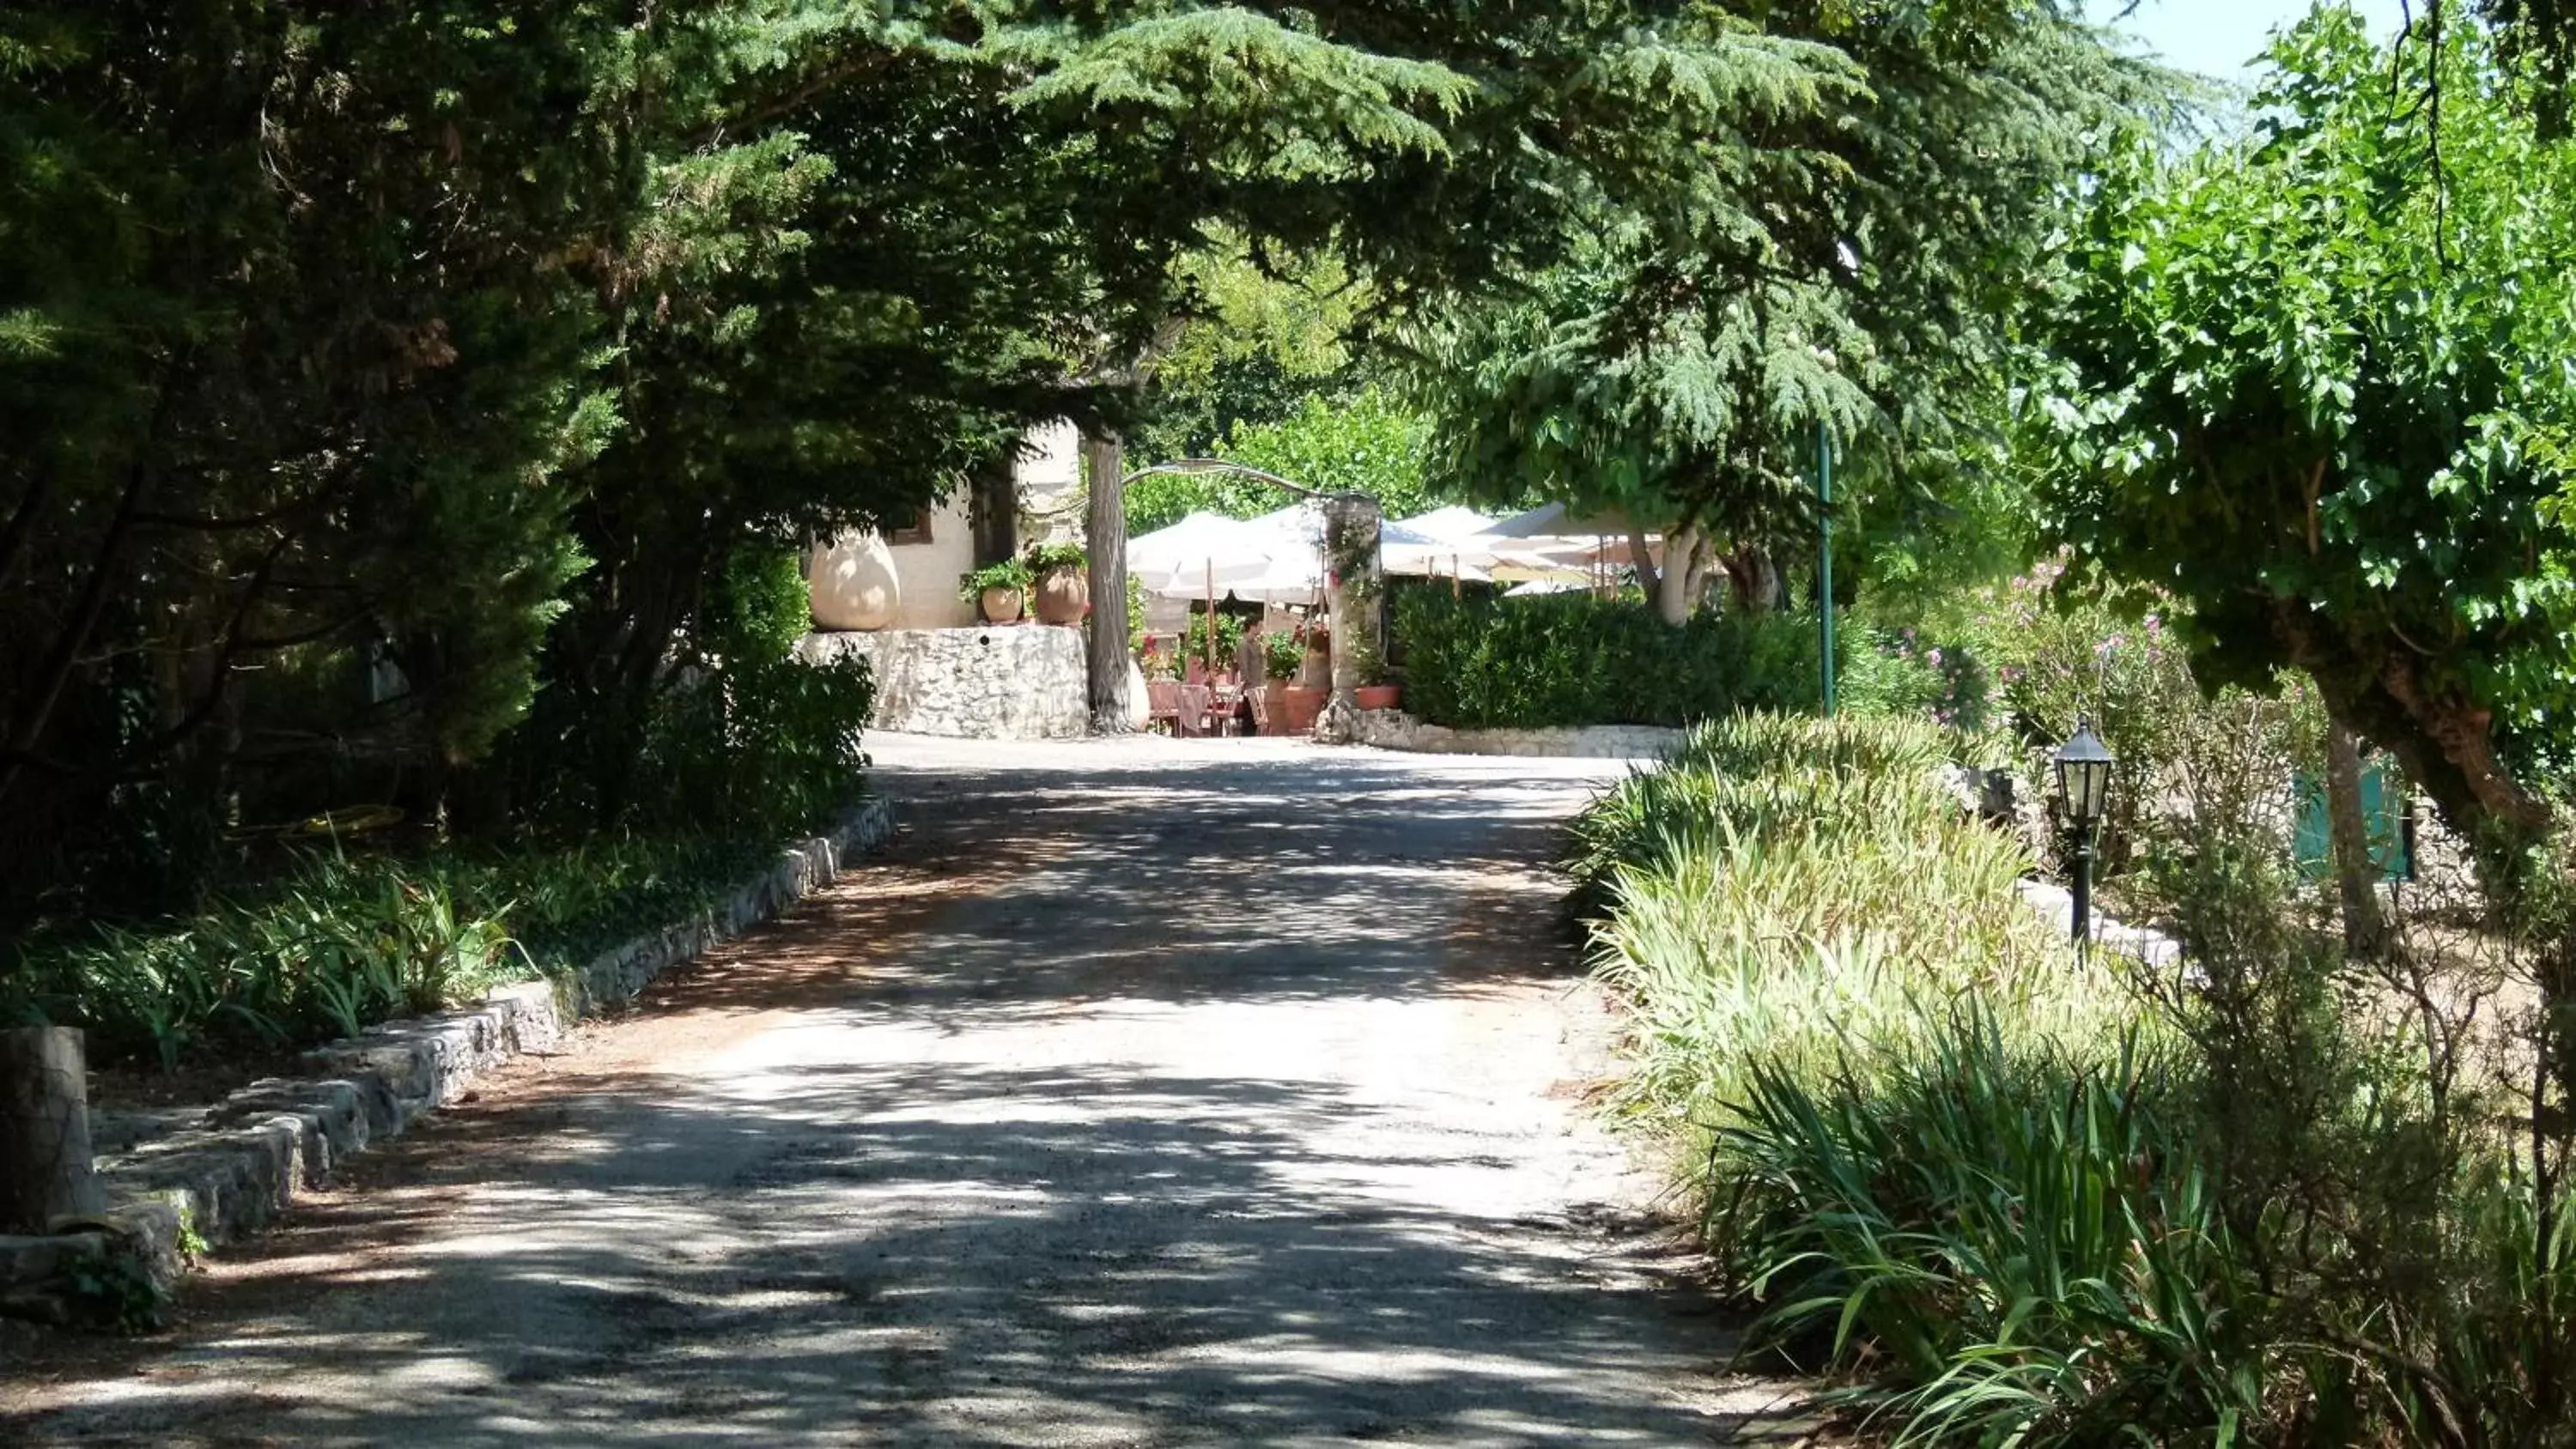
[1316,494,1383,744]
[0,1027,106,1232]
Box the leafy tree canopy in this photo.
[2037,4,2576,834]
[1407,2,2164,593]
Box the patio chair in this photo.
[1145,679,1183,734]
[1176,682,1212,737]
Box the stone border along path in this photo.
[0,798,896,1325]
[2,734,1828,1446]
[1352,709,1688,760]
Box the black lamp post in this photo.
[2053,718,2116,944]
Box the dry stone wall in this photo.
[799,627,1086,740]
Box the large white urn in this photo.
[809,532,900,632]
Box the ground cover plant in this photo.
[3,830,796,1072]
[1578,711,2576,1446]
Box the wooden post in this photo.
[0,1027,106,1232]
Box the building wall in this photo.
[886,491,977,630]
[816,421,1086,633]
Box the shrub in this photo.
[1394,591,1943,731]
[1261,629,1303,682]
[1580,710,2576,1446]
[4,829,778,1070]
[1577,713,2119,1131]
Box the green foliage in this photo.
[2038,8,2576,833]
[1128,386,1440,533]
[1261,630,1304,683]
[1025,542,1086,576]
[1182,610,1249,674]
[1575,713,2116,1128]
[5,828,786,1070]
[1394,591,1941,731]
[1583,707,2576,1446]
[15,851,514,1070]
[1409,7,2165,569]
[1716,1016,2262,1445]
[958,560,1036,601]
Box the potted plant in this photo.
[1026,541,1089,626]
[1255,630,1303,734]
[959,559,1035,624]
[1355,667,1402,712]
[1281,621,1327,732]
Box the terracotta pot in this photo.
[979,585,1025,624]
[1354,684,1402,712]
[1252,682,1289,734]
[808,531,901,631]
[1281,685,1325,736]
[1033,567,1088,626]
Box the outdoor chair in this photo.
[1145,679,1183,734]
[1176,682,1212,737]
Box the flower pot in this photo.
[808,531,901,631]
[1033,567,1088,626]
[1252,682,1289,734]
[1281,685,1325,736]
[979,585,1025,624]
[1354,683,1401,712]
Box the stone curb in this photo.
[1351,709,1685,760]
[0,797,896,1324]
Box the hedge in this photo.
[1392,590,1939,730]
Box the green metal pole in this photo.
[1818,420,1836,718]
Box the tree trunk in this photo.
[2278,614,2552,841]
[1082,428,1133,733]
[1650,524,1703,627]
[2324,720,2390,958]
[1625,530,1662,604]
[0,1028,106,1233]
[1723,543,1781,615]
[1317,494,1383,743]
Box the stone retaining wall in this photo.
[0,797,896,1326]
[798,627,1086,740]
[1352,709,1684,760]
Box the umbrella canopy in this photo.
[1390,505,1582,576]
[1483,500,1652,541]
[1391,505,1499,543]
[1127,511,1279,599]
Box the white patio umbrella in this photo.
[1391,505,1581,585]
[1127,511,1279,599]
[1483,500,1650,541]
[1242,502,1463,582]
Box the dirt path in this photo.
[2,735,1810,1447]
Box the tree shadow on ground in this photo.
[3,743,1801,1446]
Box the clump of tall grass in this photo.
[5,830,775,1070]
[1579,710,2576,1447]
[1579,713,2129,1131]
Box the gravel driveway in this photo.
[3,735,1810,1446]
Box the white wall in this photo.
[848,421,1085,632]
[887,492,977,629]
